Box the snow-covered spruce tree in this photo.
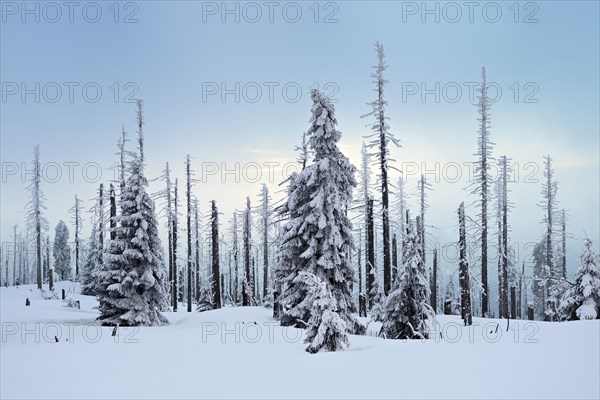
[466,67,495,317]
[301,271,349,353]
[97,100,169,326]
[280,89,362,336]
[25,145,47,289]
[81,184,105,296]
[53,221,71,280]
[382,211,435,339]
[540,155,559,321]
[361,41,400,296]
[558,239,600,320]
[196,285,214,312]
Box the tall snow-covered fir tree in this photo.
[280,89,361,337]
[381,210,435,339]
[97,100,169,326]
[467,67,495,318]
[25,145,47,289]
[558,239,600,320]
[362,41,400,296]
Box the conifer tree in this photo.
[558,239,600,320]
[97,100,169,326]
[382,211,435,339]
[53,221,71,280]
[280,89,361,336]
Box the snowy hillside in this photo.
[1,283,598,400]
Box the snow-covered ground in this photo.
[1,283,598,399]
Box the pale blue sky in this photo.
[1,1,599,286]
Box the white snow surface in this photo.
[1,282,599,399]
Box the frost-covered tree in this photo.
[258,184,272,299]
[69,195,83,279]
[302,272,349,353]
[458,202,473,326]
[467,67,495,317]
[97,100,169,326]
[362,41,400,296]
[280,89,361,336]
[242,197,253,306]
[53,221,71,280]
[230,212,240,304]
[81,184,105,296]
[558,239,600,320]
[540,155,559,321]
[210,200,221,309]
[382,211,435,339]
[25,145,47,289]
[416,174,432,300]
[495,156,512,318]
[185,155,195,312]
[173,178,180,310]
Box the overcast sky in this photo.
[1,1,598,286]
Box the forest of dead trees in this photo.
[2,42,598,351]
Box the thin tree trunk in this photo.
[366,198,375,308]
[173,179,178,311]
[431,248,438,313]
[211,200,221,308]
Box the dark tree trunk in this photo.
[501,156,509,319]
[172,180,179,311]
[392,234,398,285]
[186,157,193,312]
[263,201,269,299]
[109,184,116,241]
[527,304,534,320]
[359,293,367,317]
[431,248,438,313]
[74,196,80,279]
[358,230,363,310]
[233,213,239,304]
[211,200,221,309]
[458,202,472,326]
[366,198,375,309]
[97,184,104,291]
[242,198,251,306]
[510,286,516,319]
[194,205,200,301]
